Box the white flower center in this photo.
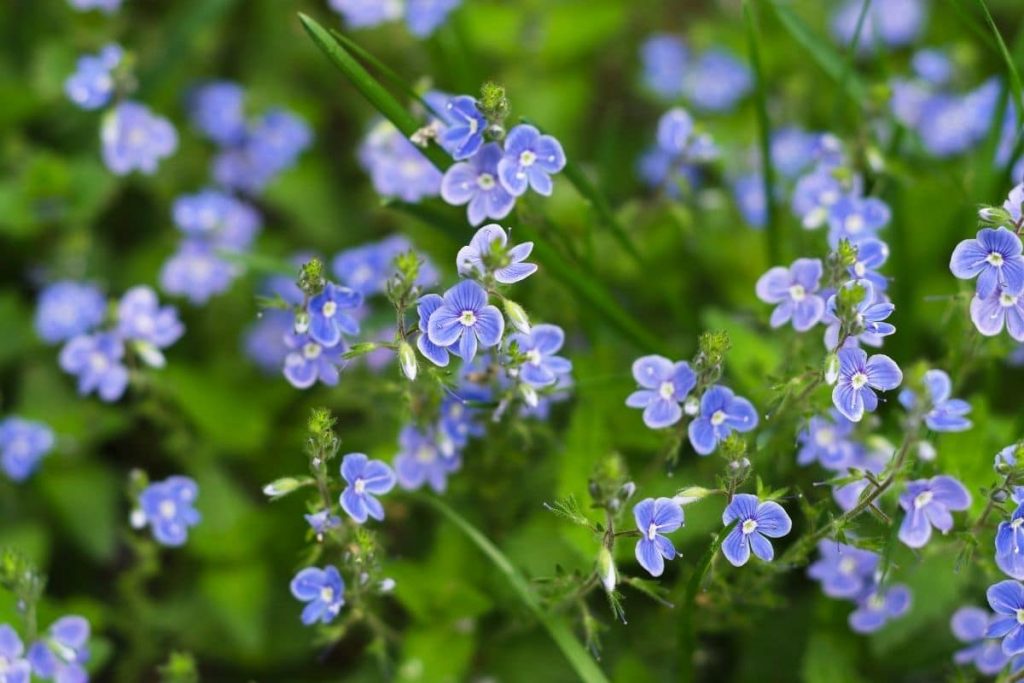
[322,301,337,318]
[845,214,864,234]
[710,410,727,426]
[838,557,856,574]
[89,351,109,373]
[814,427,836,447]
[850,371,869,390]
[526,349,542,366]
[459,310,477,326]
[320,586,335,603]
[741,519,758,535]
[913,490,933,509]
[1013,518,1024,531]
[416,445,435,462]
[1017,608,1024,625]
[647,521,658,540]
[868,594,885,610]
[159,500,177,519]
[519,150,537,167]
[854,261,866,277]
[477,173,496,190]
[789,284,806,301]
[303,342,322,360]
[988,252,1005,267]
[658,381,675,400]
[1001,292,1019,307]
[354,478,366,494]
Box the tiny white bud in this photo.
[683,396,700,416]
[519,383,539,408]
[262,477,304,499]
[596,547,617,593]
[917,441,937,462]
[865,146,885,174]
[503,299,531,334]
[129,508,147,529]
[133,341,165,369]
[824,353,840,385]
[802,206,829,230]
[672,486,713,507]
[293,311,310,334]
[398,341,418,381]
[379,578,396,593]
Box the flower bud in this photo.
[824,353,840,385]
[519,383,539,408]
[596,546,617,593]
[503,299,531,334]
[398,341,418,381]
[129,508,146,529]
[262,477,306,499]
[672,486,713,507]
[293,310,310,334]
[917,441,936,462]
[683,396,700,416]
[978,206,1013,227]
[133,340,166,369]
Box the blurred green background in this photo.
[3,0,1024,681]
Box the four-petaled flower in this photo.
[308,283,362,347]
[440,143,516,226]
[688,385,758,455]
[282,332,346,389]
[831,347,902,422]
[456,224,537,284]
[426,280,504,363]
[633,497,684,577]
[0,418,55,483]
[898,368,972,432]
[393,426,462,492]
[950,227,1024,298]
[721,494,792,567]
[626,355,696,429]
[807,539,879,598]
[117,286,185,349]
[986,580,1024,656]
[497,124,566,197]
[339,453,396,524]
[849,584,912,633]
[101,101,178,176]
[951,607,1011,675]
[305,509,342,537]
[897,475,971,548]
[970,286,1024,341]
[290,565,345,626]
[508,324,572,388]
[755,258,827,331]
[796,411,856,469]
[27,616,90,683]
[59,332,130,402]
[138,475,201,546]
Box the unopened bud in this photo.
[293,311,310,334]
[824,353,840,385]
[398,341,417,381]
[683,396,700,416]
[133,340,166,368]
[917,441,936,462]
[519,383,538,408]
[503,299,531,334]
[262,477,306,499]
[672,486,713,507]
[978,206,1012,227]
[129,508,146,529]
[596,547,617,593]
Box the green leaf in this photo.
[39,463,119,562]
[974,0,1024,120]
[417,494,610,683]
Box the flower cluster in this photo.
[730,126,823,229]
[328,0,463,38]
[639,34,752,113]
[638,107,718,198]
[35,282,184,402]
[808,540,911,633]
[131,475,202,547]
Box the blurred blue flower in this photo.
[681,50,752,113]
[849,238,890,292]
[59,332,129,401]
[688,385,758,455]
[899,369,972,432]
[986,580,1024,655]
[626,355,696,430]
[188,80,247,146]
[308,283,362,348]
[0,624,31,683]
[35,281,106,344]
[282,332,345,389]
[358,120,442,202]
[951,607,1011,675]
[0,418,55,482]
[498,124,566,197]
[27,616,90,683]
[172,190,262,251]
[508,324,571,388]
[756,258,826,331]
[912,49,953,86]
[290,566,345,626]
[457,224,537,284]
[996,496,1024,580]
[830,0,925,51]
[796,410,856,469]
[138,476,201,547]
[791,167,850,229]
[807,540,879,598]
[101,101,178,176]
[898,475,971,548]
[64,44,122,110]
[951,227,1024,298]
[827,196,891,247]
[244,309,294,374]
[639,34,687,98]
[339,453,396,524]
[394,426,462,492]
[849,584,912,633]
[731,173,767,229]
[439,393,485,455]
[406,0,462,36]
[426,280,504,362]
[771,127,821,179]
[160,240,236,305]
[441,142,516,226]
[213,108,311,194]
[439,96,487,161]
[633,497,683,577]
[721,494,791,567]
[305,509,342,536]
[832,347,902,422]
[68,0,121,12]
[116,286,184,349]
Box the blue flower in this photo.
[951,607,1011,675]
[68,0,120,12]
[755,258,827,331]
[796,410,856,469]
[626,355,696,429]
[27,616,90,683]
[59,332,130,401]
[508,324,572,388]
[0,418,55,483]
[807,540,879,598]
[439,96,487,161]
[290,566,345,626]
[64,44,122,110]
[849,238,890,292]
[34,281,106,344]
[681,50,752,113]
[394,426,462,492]
[831,347,902,422]
[244,310,293,374]
[970,286,1024,341]
[160,240,236,305]
[731,173,767,229]
[898,369,972,432]
[849,584,912,633]
[897,475,971,548]
[633,497,684,577]
[339,453,396,524]
[655,108,694,155]
[439,394,484,454]
[831,0,924,50]
[440,142,516,226]
[823,279,896,349]
[456,224,537,285]
[996,499,1024,580]
[308,283,362,348]
[172,190,262,251]
[639,34,688,99]
[721,494,792,567]
[688,386,758,455]
[951,227,1024,298]
[101,101,178,176]
[416,294,452,367]
[187,80,247,146]
[826,196,891,247]
[282,332,346,389]
[497,125,566,197]
[791,167,850,229]
[246,109,312,173]
[986,580,1024,655]
[305,510,342,537]
[138,475,201,546]
[913,49,953,86]
[770,127,820,179]
[358,120,442,202]
[426,280,504,362]
[0,624,30,683]
[832,445,890,511]
[405,0,462,36]
[116,286,185,350]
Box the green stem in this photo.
[975,0,1024,120]
[679,521,736,682]
[561,162,646,269]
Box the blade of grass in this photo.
[742,0,781,264]
[831,0,871,125]
[678,521,735,682]
[561,162,647,269]
[974,0,1024,120]
[418,494,610,683]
